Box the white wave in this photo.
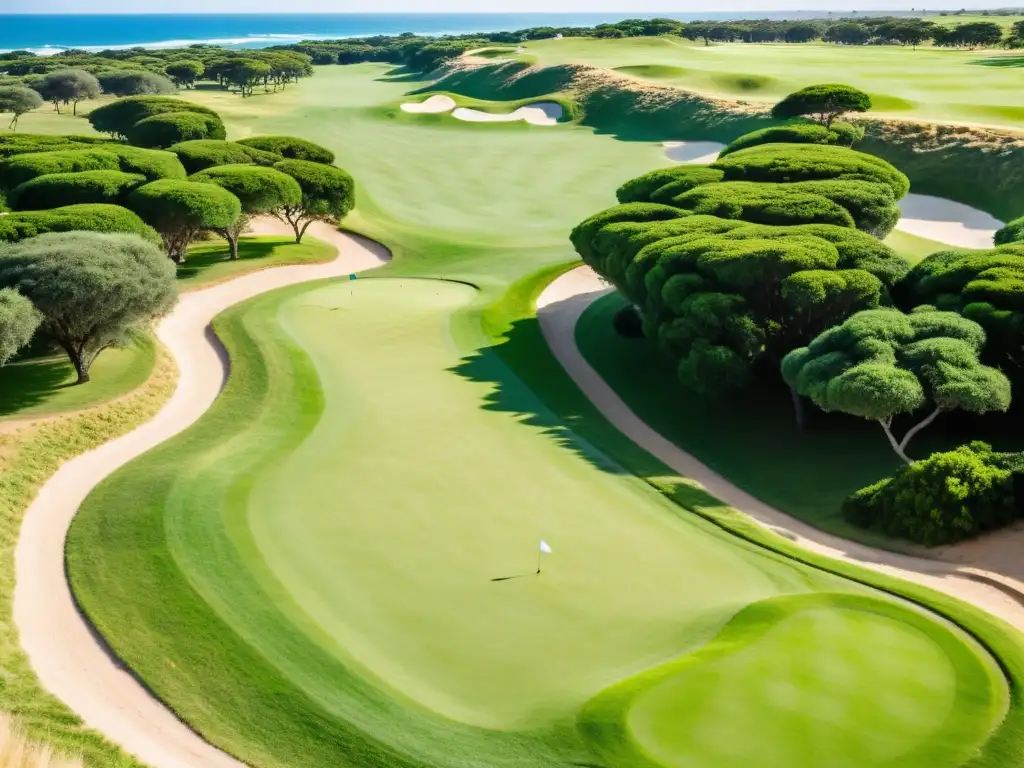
[0,33,346,56]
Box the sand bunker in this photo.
[663,141,725,164]
[895,193,1003,250]
[400,95,457,114]
[452,102,563,126]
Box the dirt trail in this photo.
[13,219,388,768]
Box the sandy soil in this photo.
[663,140,725,164]
[894,192,1003,250]
[400,94,457,113]
[536,265,1024,633]
[13,219,388,768]
[452,102,563,125]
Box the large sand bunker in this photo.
[400,96,563,126]
[663,141,725,164]
[895,193,1002,250]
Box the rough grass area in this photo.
[0,346,175,767]
[0,336,156,421]
[178,234,336,288]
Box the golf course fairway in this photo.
[66,276,1007,768]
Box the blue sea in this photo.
[0,12,824,55]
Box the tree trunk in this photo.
[291,217,304,243]
[73,100,78,116]
[790,387,808,432]
[898,406,944,455]
[227,231,239,260]
[878,419,912,465]
[70,350,90,384]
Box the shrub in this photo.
[842,442,1019,545]
[0,287,41,365]
[0,231,177,382]
[0,203,159,244]
[771,83,872,127]
[102,144,187,180]
[236,135,335,164]
[127,179,241,261]
[0,133,110,159]
[719,123,842,156]
[784,179,899,237]
[272,159,354,242]
[612,304,644,338]
[170,139,282,174]
[994,215,1024,246]
[10,170,147,210]
[126,111,227,149]
[98,69,177,97]
[0,149,120,190]
[712,143,910,199]
[616,166,724,204]
[87,95,219,139]
[672,181,856,228]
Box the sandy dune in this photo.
[536,265,1024,634]
[895,192,1003,250]
[13,219,388,768]
[663,140,725,164]
[400,94,457,113]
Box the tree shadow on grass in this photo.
[176,238,281,280]
[968,54,1024,67]
[0,355,73,416]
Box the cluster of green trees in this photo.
[0,47,313,120]
[574,83,1024,544]
[0,100,355,382]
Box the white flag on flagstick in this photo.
[539,540,553,554]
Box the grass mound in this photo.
[613,64,687,79]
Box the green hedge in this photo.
[616,166,724,205]
[170,140,282,174]
[712,143,910,199]
[87,95,220,139]
[0,149,121,191]
[102,145,187,181]
[672,180,856,228]
[844,442,1022,545]
[719,122,864,157]
[126,111,227,149]
[0,134,111,159]
[236,135,335,164]
[10,170,147,211]
[0,203,159,244]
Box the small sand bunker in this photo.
[400,95,457,114]
[452,101,563,126]
[895,193,1003,250]
[663,141,725,164]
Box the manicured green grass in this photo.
[0,335,155,420]
[66,276,1004,768]
[521,36,1024,129]
[178,235,335,288]
[883,228,952,263]
[61,62,1021,768]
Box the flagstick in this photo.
[537,547,542,575]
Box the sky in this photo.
[1,1,1005,12]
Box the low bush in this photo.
[0,134,110,159]
[784,179,899,237]
[719,123,844,156]
[10,170,147,210]
[236,135,335,164]
[994,215,1024,246]
[712,143,910,199]
[102,144,187,180]
[843,442,1021,545]
[0,203,159,243]
[672,180,856,228]
[170,140,282,174]
[616,166,724,204]
[0,149,120,190]
[126,111,227,149]
[88,95,219,139]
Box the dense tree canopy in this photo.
[0,232,177,382]
[0,86,43,131]
[272,159,355,242]
[783,308,1011,463]
[0,288,40,366]
[169,139,282,174]
[236,136,335,165]
[571,201,907,396]
[10,170,147,211]
[616,166,725,206]
[127,179,241,261]
[0,204,158,244]
[189,165,302,259]
[771,84,872,128]
[0,149,121,190]
[97,69,176,97]
[87,96,221,140]
[125,111,228,149]
[164,60,205,89]
[0,133,110,159]
[34,68,100,115]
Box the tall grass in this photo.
[0,713,83,768]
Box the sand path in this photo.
[13,218,388,768]
[537,265,1024,633]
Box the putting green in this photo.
[68,276,1006,767]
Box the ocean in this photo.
[0,12,823,55]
